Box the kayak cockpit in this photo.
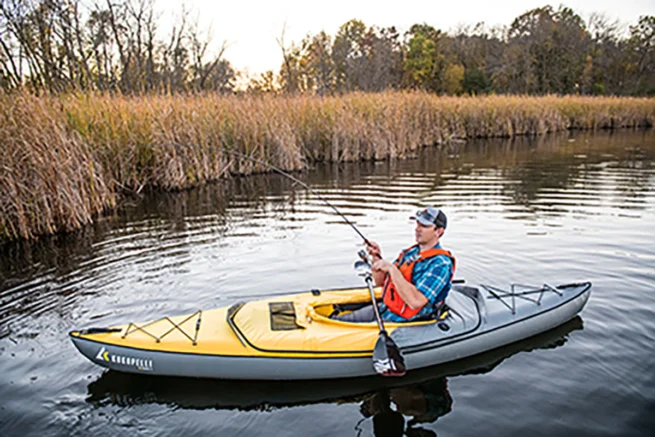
[222,285,483,356]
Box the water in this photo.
[1,130,654,437]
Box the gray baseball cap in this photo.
[410,207,447,229]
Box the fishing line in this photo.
[166,142,371,245]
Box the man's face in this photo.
[415,221,441,244]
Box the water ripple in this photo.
[0,130,654,437]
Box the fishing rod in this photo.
[168,142,371,245]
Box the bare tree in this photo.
[277,23,299,93]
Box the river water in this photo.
[1,130,654,437]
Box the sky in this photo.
[156,0,655,78]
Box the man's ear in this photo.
[437,228,445,238]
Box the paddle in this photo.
[354,252,406,377]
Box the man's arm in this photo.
[372,260,428,309]
[371,257,387,286]
[412,258,452,307]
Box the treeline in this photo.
[0,0,235,93]
[264,7,655,96]
[0,1,654,96]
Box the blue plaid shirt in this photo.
[380,243,453,322]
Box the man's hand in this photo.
[366,241,382,260]
[372,259,394,274]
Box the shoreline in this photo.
[1,91,653,241]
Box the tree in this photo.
[462,67,491,95]
[247,70,278,94]
[444,63,464,94]
[362,25,403,91]
[403,24,445,92]
[304,31,334,94]
[628,16,655,94]
[584,13,627,95]
[0,0,235,93]
[502,6,590,94]
[332,19,367,92]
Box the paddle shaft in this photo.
[364,276,386,331]
[168,142,371,245]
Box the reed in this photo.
[1,91,653,241]
[0,93,115,240]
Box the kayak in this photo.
[69,280,591,380]
[86,316,583,410]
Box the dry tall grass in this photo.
[1,91,653,241]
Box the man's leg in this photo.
[333,304,377,323]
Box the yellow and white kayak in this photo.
[69,282,591,380]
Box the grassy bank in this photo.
[1,91,653,241]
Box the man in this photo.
[335,207,455,323]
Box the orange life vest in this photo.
[382,245,456,320]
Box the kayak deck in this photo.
[70,286,446,358]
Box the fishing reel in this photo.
[357,249,372,265]
[354,250,373,280]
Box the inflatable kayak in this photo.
[86,316,583,410]
[70,279,591,380]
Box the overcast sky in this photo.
[156,0,655,77]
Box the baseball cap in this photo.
[410,207,447,229]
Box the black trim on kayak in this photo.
[80,327,122,335]
[226,302,247,347]
[402,282,591,354]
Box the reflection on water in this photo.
[84,318,581,436]
[360,379,450,437]
[0,130,654,437]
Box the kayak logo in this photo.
[95,347,153,371]
[95,347,110,362]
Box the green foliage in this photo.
[404,34,436,88]
[332,19,368,92]
[462,68,491,95]
[403,24,445,92]
[444,64,464,95]
[627,16,655,95]
[592,82,605,96]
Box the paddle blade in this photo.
[372,331,406,377]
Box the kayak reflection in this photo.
[360,377,451,437]
[86,317,582,418]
